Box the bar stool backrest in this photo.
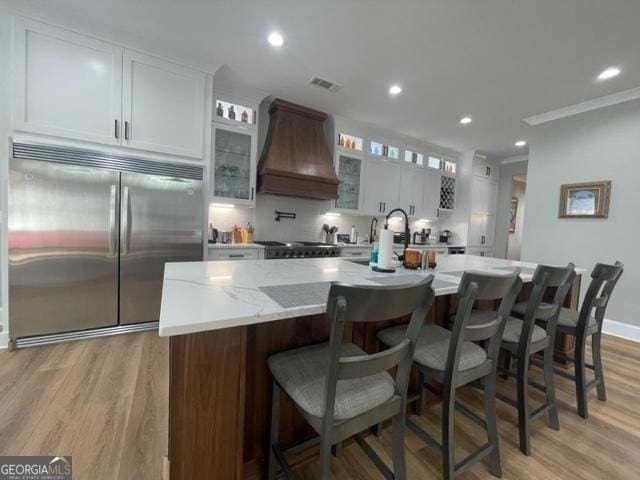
[579,261,624,335]
[323,276,436,421]
[523,263,576,345]
[447,271,523,384]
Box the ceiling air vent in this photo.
[309,76,341,92]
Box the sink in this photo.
[343,258,370,266]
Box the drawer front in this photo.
[209,248,259,261]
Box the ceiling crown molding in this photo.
[523,85,640,126]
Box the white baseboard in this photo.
[603,319,640,343]
[0,330,8,350]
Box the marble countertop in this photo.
[159,255,584,337]
[207,243,265,249]
[338,243,467,249]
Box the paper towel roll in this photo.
[378,228,394,269]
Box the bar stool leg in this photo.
[574,335,589,419]
[592,332,607,402]
[268,380,281,480]
[543,346,560,430]
[516,355,531,455]
[442,387,456,480]
[416,371,426,416]
[318,434,332,480]
[391,413,407,480]
[484,371,502,477]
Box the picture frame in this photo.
[509,197,518,233]
[559,181,611,218]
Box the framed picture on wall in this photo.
[559,181,611,218]
[509,197,518,233]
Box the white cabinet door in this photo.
[363,157,400,214]
[422,170,441,220]
[123,50,206,158]
[13,19,123,145]
[471,177,498,214]
[468,214,495,246]
[399,164,425,217]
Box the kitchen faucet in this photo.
[369,217,378,243]
[385,208,410,261]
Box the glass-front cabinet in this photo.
[211,123,257,205]
[334,153,364,211]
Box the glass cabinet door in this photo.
[335,155,362,210]
[213,127,253,201]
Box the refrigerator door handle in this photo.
[122,186,130,255]
[109,184,118,256]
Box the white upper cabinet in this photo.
[211,123,257,206]
[471,176,498,214]
[13,18,123,145]
[12,19,208,160]
[473,155,499,182]
[422,170,441,220]
[122,51,206,158]
[334,153,365,212]
[399,164,425,218]
[363,157,401,215]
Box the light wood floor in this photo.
[1,332,639,479]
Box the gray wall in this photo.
[522,99,640,327]
[493,157,528,259]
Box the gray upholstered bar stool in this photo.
[531,261,624,419]
[267,276,435,480]
[491,263,575,455]
[377,271,522,480]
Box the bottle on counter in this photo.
[228,105,236,120]
[216,102,224,117]
[241,110,248,123]
[427,249,437,269]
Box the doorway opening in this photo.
[506,174,526,260]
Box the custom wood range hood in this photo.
[258,98,339,199]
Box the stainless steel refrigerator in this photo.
[8,142,203,347]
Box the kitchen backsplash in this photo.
[209,194,441,243]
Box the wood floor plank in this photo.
[0,332,638,479]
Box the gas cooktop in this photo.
[254,241,339,259]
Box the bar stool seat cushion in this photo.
[512,301,556,319]
[268,342,396,421]
[503,317,547,344]
[557,308,597,330]
[378,324,487,372]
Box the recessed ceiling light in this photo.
[515,140,527,147]
[459,116,472,125]
[389,85,402,95]
[268,32,284,47]
[597,67,621,81]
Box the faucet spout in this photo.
[384,208,410,261]
[369,217,378,243]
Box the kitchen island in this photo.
[159,255,583,480]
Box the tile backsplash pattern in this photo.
[209,194,440,244]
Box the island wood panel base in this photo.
[167,277,581,479]
[169,326,247,480]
